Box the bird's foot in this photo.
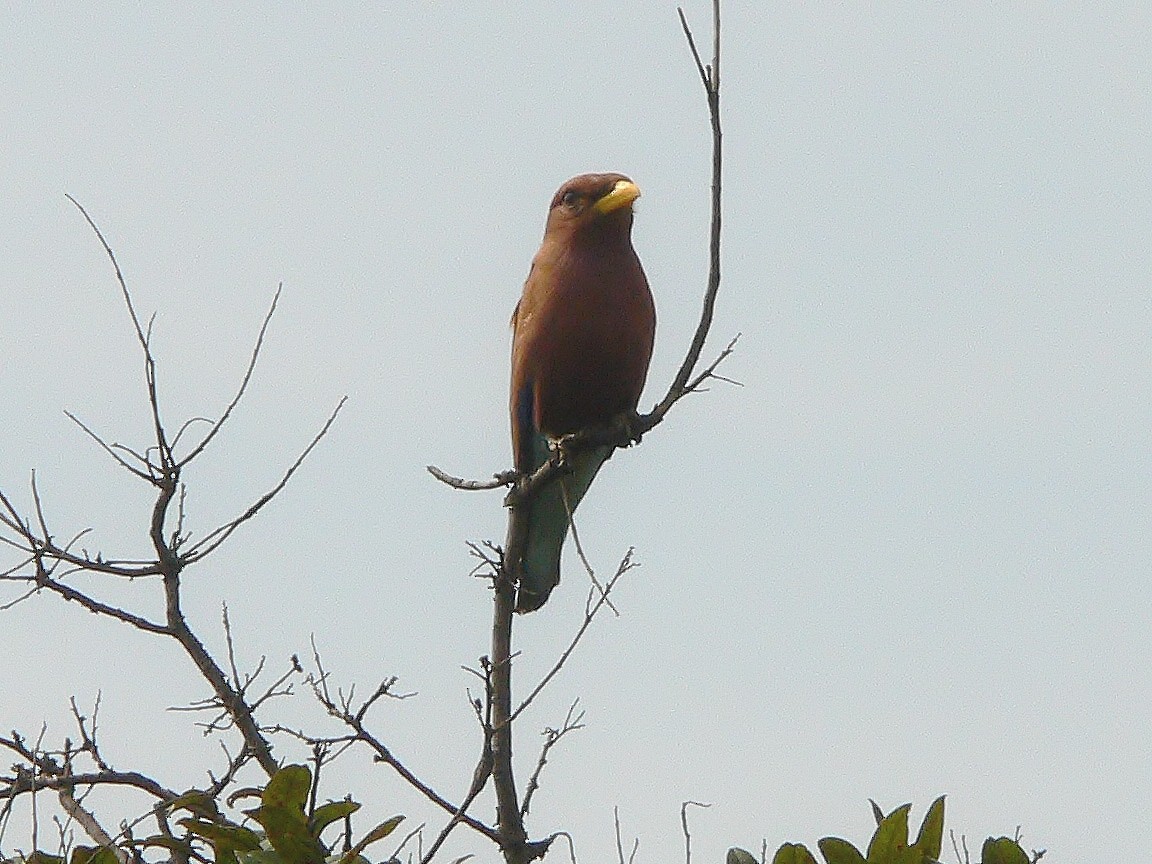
[549,435,579,471]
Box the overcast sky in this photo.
[3,3,1151,862]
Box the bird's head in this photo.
[543,173,641,241]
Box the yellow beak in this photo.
[593,179,641,214]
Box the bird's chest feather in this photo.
[529,253,645,363]
[517,249,653,434]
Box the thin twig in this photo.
[681,800,711,864]
[66,195,172,472]
[184,396,348,561]
[561,483,618,616]
[509,550,637,724]
[519,701,585,818]
[427,466,517,491]
[32,575,168,633]
[301,650,500,846]
[63,411,153,481]
[649,0,725,428]
[178,285,284,466]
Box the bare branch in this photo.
[677,7,710,90]
[392,822,427,864]
[65,196,148,360]
[31,572,168,633]
[490,512,525,858]
[184,396,347,561]
[427,465,517,491]
[66,195,172,469]
[647,0,726,429]
[561,486,618,617]
[57,786,127,862]
[177,285,284,467]
[299,650,501,847]
[681,800,711,864]
[520,701,585,818]
[682,334,742,395]
[613,808,639,864]
[63,411,154,482]
[510,550,637,724]
[419,751,492,864]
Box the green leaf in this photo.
[180,818,264,864]
[309,800,360,837]
[728,849,759,864]
[262,766,313,813]
[911,796,945,860]
[817,837,867,864]
[866,803,911,864]
[337,815,404,864]
[179,818,263,852]
[771,843,818,864]
[68,848,119,864]
[979,837,1029,864]
[25,852,65,864]
[166,790,224,820]
[249,808,324,864]
[246,766,326,864]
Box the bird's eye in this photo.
[561,190,581,208]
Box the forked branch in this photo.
[1,201,347,783]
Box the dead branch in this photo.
[176,286,283,467]
[183,396,347,562]
[510,551,637,726]
[297,647,502,847]
[681,800,711,864]
[0,200,349,780]
[427,466,517,491]
[56,786,127,863]
[520,701,586,819]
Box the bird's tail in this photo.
[514,445,611,613]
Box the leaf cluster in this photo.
[728,797,1040,864]
[150,765,402,864]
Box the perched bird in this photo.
[509,173,656,612]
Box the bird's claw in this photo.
[547,435,576,470]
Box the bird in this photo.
[509,172,656,613]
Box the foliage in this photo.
[728,797,1041,864]
[149,765,402,864]
[0,766,401,864]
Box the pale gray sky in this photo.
[3,3,1151,862]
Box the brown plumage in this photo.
[509,172,656,612]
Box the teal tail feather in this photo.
[514,445,611,613]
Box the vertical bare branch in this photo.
[66,195,173,473]
[519,701,585,819]
[491,521,528,860]
[681,800,711,864]
[176,285,284,467]
[649,0,724,426]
